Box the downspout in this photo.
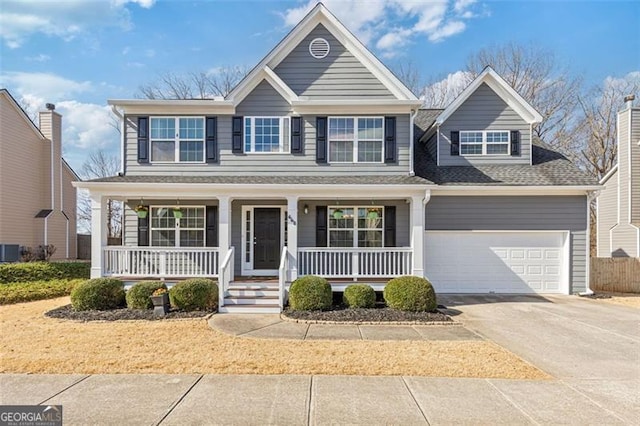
[111,105,125,175]
[409,109,419,176]
[580,190,599,296]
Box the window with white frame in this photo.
[150,117,204,162]
[150,207,205,247]
[328,206,383,247]
[244,117,290,153]
[329,117,383,163]
[460,130,510,155]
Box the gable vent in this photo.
[309,38,330,59]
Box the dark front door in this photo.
[253,208,281,270]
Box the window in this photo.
[150,207,205,247]
[459,130,510,156]
[328,206,383,247]
[150,117,204,162]
[244,117,289,153]
[329,117,383,163]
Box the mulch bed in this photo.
[283,304,452,323]
[580,293,612,299]
[45,304,214,321]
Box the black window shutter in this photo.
[138,209,149,246]
[291,116,303,154]
[510,130,520,156]
[232,116,243,154]
[206,117,217,163]
[450,131,460,156]
[384,206,396,247]
[137,117,149,163]
[384,116,396,163]
[206,206,218,247]
[316,116,327,163]
[316,206,328,247]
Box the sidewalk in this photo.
[209,314,480,341]
[1,374,633,425]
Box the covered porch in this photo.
[81,181,430,312]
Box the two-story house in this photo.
[76,4,598,312]
[597,96,639,257]
[0,89,78,261]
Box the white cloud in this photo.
[25,53,51,62]
[603,71,640,92]
[57,100,118,151]
[420,70,473,107]
[281,0,485,56]
[0,72,93,104]
[0,0,155,49]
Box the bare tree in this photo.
[77,151,122,238]
[392,61,425,98]
[420,71,474,108]
[137,65,250,99]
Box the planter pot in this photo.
[136,210,148,219]
[150,293,170,316]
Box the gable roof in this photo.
[435,66,543,126]
[0,88,46,141]
[227,3,419,105]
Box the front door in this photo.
[253,208,281,270]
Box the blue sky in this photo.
[1,0,638,172]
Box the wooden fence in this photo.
[590,257,640,293]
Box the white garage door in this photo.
[425,231,567,294]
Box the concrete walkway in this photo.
[1,373,633,425]
[209,314,481,341]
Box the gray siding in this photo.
[618,110,630,224]
[124,112,411,176]
[425,196,588,293]
[438,83,531,166]
[274,24,395,99]
[597,171,618,257]
[631,109,640,225]
[236,80,292,116]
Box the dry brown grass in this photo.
[594,292,640,309]
[0,298,549,379]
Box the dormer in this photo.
[422,67,543,166]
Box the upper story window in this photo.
[460,130,510,156]
[150,117,204,163]
[329,117,383,163]
[244,117,290,153]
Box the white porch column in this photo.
[410,190,431,277]
[217,196,231,273]
[286,196,299,281]
[90,194,108,278]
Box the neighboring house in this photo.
[76,4,598,312]
[0,89,78,261]
[597,96,640,257]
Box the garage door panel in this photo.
[425,231,566,294]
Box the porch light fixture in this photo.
[304,204,309,215]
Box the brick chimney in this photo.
[39,104,62,211]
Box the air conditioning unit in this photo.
[0,244,20,262]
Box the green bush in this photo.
[0,279,84,305]
[70,278,126,311]
[0,262,90,284]
[169,278,218,311]
[343,284,376,308]
[126,281,167,309]
[383,276,437,312]
[288,275,332,311]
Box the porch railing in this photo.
[278,246,288,309]
[103,246,220,278]
[297,247,413,279]
[218,247,234,309]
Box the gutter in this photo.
[409,108,419,176]
[110,105,125,175]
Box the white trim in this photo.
[628,108,632,226]
[425,230,570,294]
[241,205,286,276]
[327,116,384,164]
[149,116,206,164]
[227,4,417,103]
[529,123,533,166]
[436,124,440,166]
[107,99,234,116]
[585,192,595,294]
[409,109,417,176]
[309,37,330,59]
[435,67,543,126]
[50,133,54,209]
[459,130,510,156]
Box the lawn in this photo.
[0,297,549,380]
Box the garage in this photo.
[425,231,568,294]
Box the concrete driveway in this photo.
[439,294,640,422]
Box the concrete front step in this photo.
[224,295,279,305]
[227,289,279,297]
[218,304,281,314]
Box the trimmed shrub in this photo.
[0,279,84,305]
[126,281,167,309]
[383,276,437,312]
[70,278,126,311]
[0,262,90,284]
[343,284,376,308]
[288,275,332,311]
[169,278,218,311]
